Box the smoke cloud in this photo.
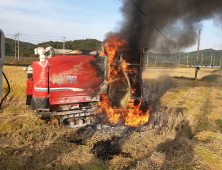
[107,0,222,53]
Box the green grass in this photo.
[202,74,220,83]
[194,145,222,169]
[202,99,212,116]
[2,161,24,170]
[199,122,211,129]
[174,163,193,170]
[215,119,222,131]
[172,76,180,78]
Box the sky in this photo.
[1,0,222,53]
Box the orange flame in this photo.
[103,35,127,83]
[98,34,150,127]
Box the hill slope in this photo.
[5,38,102,57]
[5,38,222,66]
[147,49,222,66]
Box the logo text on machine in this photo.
[53,76,78,85]
[66,76,77,81]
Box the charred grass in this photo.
[0,66,222,169]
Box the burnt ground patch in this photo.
[64,125,132,160]
[91,136,131,160]
[65,126,97,145]
[65,107,184,165]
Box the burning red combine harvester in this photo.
[26,36,150,128]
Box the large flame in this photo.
[97,34,150,127]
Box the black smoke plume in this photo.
[106,0,222,54]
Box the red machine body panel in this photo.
[26,78,33,96]
[48,55,104,105]
[32,60,48,98]
[49,95,100,105]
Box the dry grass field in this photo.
[143,67,220,79]
[0,66,222,170]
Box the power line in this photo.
[18,39,48,43]
[21,33,76,40]
[21,33,62,38]
[5,33,75,40]
[62,36,66,50]
[21,35,62,40]
[5,33,79,42]
[5,33,85,45]
[20,37,61,41]
[21,36,76,42]
[22,34,61,39]
[19,38,50,41]
[131,0,182,52]
[8,37,70,45]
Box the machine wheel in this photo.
[67,118,75,126]
[76,118,84,125]
[85,117,91,124]
[60,114,100,128]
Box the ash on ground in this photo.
[66,105,186,147]
[65,105,186,161]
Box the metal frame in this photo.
[36,106,98,117]
[119,49,145,101]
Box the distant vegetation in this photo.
[5,38,222,66]
[146,49,222,66]
[5,38,102,57]
[5,38,34,57]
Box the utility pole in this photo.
[210,54,212,67]
[178,51,180,66]
[201,53,203,65]
[13,34,17,60]
[146,52,149,66]
[220,56,222,68]
[155,53,157,67]
[17,30,21,60]
[195,29,201,80]
[213,56,215,68]
[187,52,189,66]
[62,36,66,50]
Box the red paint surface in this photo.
[30,55,104,109]
[33,60,48,98]
[49,95,99,105]
[48,55,103,104]
[26,78,33,95]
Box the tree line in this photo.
[5,37,222,66]
[5,38,102,57]
[145,49,222,66]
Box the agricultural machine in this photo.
[26,45,147,128]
